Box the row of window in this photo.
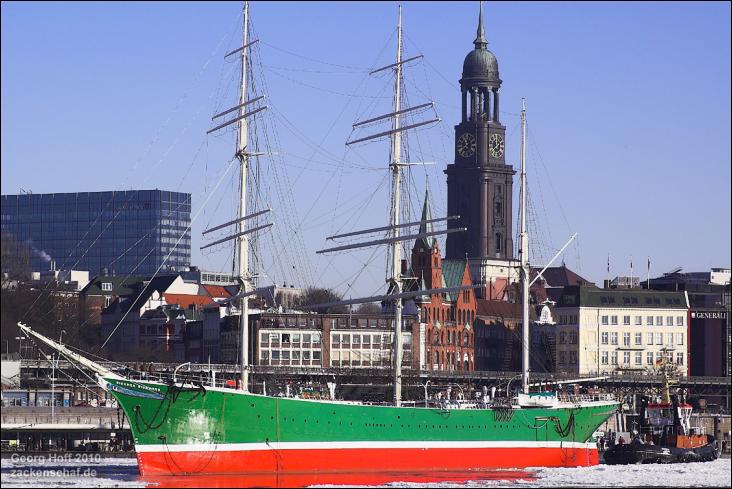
[260,332,322,346]
[601,315,684,326]
[558,331,578,344]
[261,317,399,329]
[432,329,471,347]
[600,350,684,366]
[260,349,322,365]
[332,333,409,349]
[558,351,578,364]
[600,332,684,346]
[424,308,475,325]
[599,296,682,306]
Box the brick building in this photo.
[409,192,477,371]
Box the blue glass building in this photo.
[1,190,191,277]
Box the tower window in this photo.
[495,233,502,252]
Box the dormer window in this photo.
[102,282,112,292]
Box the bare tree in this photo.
[355,302,382,314]
[294,288,348,314]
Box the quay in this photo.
[3,358,729,454]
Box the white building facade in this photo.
[553,286,689,376]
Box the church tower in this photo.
[445,3,517,296]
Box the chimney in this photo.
[50,260,56,272]
[603,279,611,290]
[102,267,109,277]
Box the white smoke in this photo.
[31,247,52,262]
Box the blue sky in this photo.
[2,1,730,296]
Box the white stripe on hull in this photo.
[135,440,596,453]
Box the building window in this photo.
[647,352,654,365]
[656,316,663,327]
[635,332,642,345]
[635,316,642,325]
[611,332,618,345]
[601,351,609,365]
[676,333,684,345]
[656,351,663,363]
[611,352,618,365]
[601,315,609,325]
[559,332,566,344]
[495,233,502,252]
[676,316,684,326]
[676,352,684,365]
[601,332,609,345]
[569,351,577,364]
[623,316,630,325]
[635,351,642,365]
[102,282,112,291]
[611,316,618,325]
[623,332,630,346]
[647,316,654,326]
[655,333,663,345]
[666,333,673,346]
[623,351,631,365]
[559,351,566,364]
[666,316,673,326]
[569,332,578,344]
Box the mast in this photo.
[237,1,251,392]
[390,5,404,407]
[520,97,530,394]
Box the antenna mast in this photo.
[390,4,404,407]
[520,97,530,394]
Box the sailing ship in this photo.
[18,2,618,477]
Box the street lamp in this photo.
[506,373,522,398]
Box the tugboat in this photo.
[604,361,722,464]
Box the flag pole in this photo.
[630,256,633,289]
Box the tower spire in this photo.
[474,1,488,49]
[418,188,435,249]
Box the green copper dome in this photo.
[461,2,501,86]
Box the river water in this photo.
[1,456,730,488]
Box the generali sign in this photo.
[690,311,728,320]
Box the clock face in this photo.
[457,133,476,158]
[489,133,505,158]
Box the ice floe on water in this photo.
[1,456,730,488]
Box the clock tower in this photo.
[445,4,517,296]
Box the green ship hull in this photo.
[105,377,618,476]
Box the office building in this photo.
[1,189,191,277]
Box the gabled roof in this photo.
[476,299,522,319]
[102,275,180,314]
[203,284,232,298]
[441,259,467,301]
[164,293,216,309]
[81,275,148,296]
[532,265,594,287]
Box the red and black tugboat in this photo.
[604,365,722,464]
